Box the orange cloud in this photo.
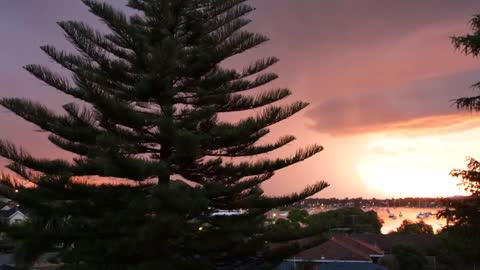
[306,68,480,135]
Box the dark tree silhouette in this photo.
[452,14,480,111]
[392,245,428,270]
[438,12,480,230]
[0,0,328,268]
[440,13,480,229]
[287,209,309,224]
[395,220,433,235]
[436,13,480,267]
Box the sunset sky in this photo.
[2,0,480,198]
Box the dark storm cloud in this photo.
[306,69,480,134]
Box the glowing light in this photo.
[357,134,470,197]
[198,226,203,231]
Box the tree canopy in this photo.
[394,220,433,235]
[392,245,428,270]
[436,12,480,267]
[452,14,480,111]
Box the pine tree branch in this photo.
[208,135,296,157]
[207,102,308,151]
[40,45,136,101]
[193,144,324,178]
[5,163,39,182]
[181,88,291,113]
[24,64,86,100]
[57,21,134,61]
[206,18,251,44]
[0,140,73,175]
[454,95,480,111]
[240,57,279,79]
[48,135,90,156]
[179,72,279,101]
[206,173,274,198]
[81,0,133,48]
[208,128,271,153]
[205,1,252,34]
[452,15,480,56]
[62,103,98,128]
[40,45,94,73]
[218,88,291,112]
[0,98,99,144]
[235,181,330,209]
[215,31,269,61]
[58,21,135,85]
[73,155,168,181]
[87,92,150,130]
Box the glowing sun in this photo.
[356,135,469,197]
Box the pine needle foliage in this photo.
[452,14,480,111]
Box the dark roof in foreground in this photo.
[288,235,383,262]
[0,208,18,219]
[276,261,388,270]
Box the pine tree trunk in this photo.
[158,143,171,186]
[158,171,170,186]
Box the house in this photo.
[210,209,246,216]
[266,210,290,220]
[0,208,26,225]
[276,235,387,270]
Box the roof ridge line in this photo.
[331,237,372,261]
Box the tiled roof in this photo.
[333,236,384,256]
[289,235,383,262]
[0,208,18,219]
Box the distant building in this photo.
[276,235,387,270]
[265,210,289,220]
[0,208,26,225]
[210,209,246,216]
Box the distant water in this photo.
[372,207,446,234]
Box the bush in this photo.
[392,244,428,270]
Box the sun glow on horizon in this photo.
[356,132,475,198]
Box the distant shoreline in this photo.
[290,196,469,210]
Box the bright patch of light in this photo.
[356,131,477,197]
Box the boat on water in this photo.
[417,213,427,219]
[388,213,397,219]
[417,212,432,219]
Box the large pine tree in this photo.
[0,0,328,269]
